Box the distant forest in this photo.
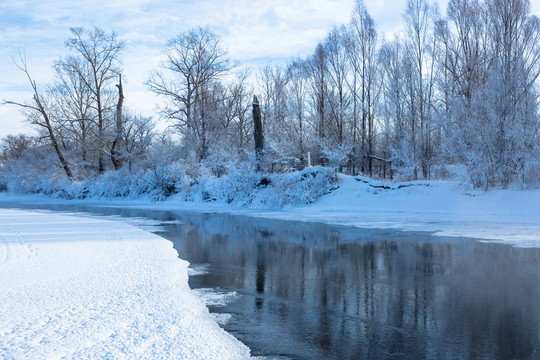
[1,0,539,195]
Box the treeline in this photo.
[1,0,540,194]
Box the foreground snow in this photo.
[0,209,250,359]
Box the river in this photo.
[1,201,539,359]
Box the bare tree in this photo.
[380,39,408,176]
[222,71,251,149]
[286,58,310,166]
[403,0,438,179]
[347,0,380,175]
[3,59,73,180]
[147,26,234,161]
[257,64,289,134]
[324,26,350,146]
[0,134,34,165]
[121,112,154,172]
[308,43,330,142]
[62,27,124,173]
[51,55,96,166]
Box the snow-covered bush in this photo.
[390,139,419,180]
[200,142,243,178]
[194,166,338,207]
[518,160,540,189]
[2,146,68,195]
[318,140,353,171]
[269,166,338,207]
[195,170,262,204]
[2,143,339,207]
[264,137,302,173]
[139,162,189,200]
[77,169,149,199]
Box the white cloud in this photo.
[0,0,356,136]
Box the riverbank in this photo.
[0,174,539,246]
[0,209,250,359]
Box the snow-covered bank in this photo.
[0,209,250,359]
[295,176,540,246]
[1,173,539,247]
[175,175,540,246]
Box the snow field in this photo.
[0,209,250,359]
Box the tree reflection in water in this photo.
[164,213,540,360]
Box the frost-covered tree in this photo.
[121,113,155,172]
[61,27,125,173]
[380,40,411,176]
[434,0,491,185]
[286,58,311,167]
[402,0,439,179]
[484,0,540,187]
[50,55,96,168]
[257,64,295,171]
[148,27,235,161]
[0,134,34,169]
[324,25,350,147]
[346,1,381,175]
[435,0,540,188]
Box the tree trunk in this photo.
[33,95,74,181]
[252,95,264,172]
[111,74,124,170]
[97,94,105,174]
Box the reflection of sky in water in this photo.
[0,201,539,360]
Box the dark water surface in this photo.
[1,201,540,359]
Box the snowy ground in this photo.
[0,209,250,359]
[293,176,540,246]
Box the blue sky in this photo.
[1,0,538,137]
